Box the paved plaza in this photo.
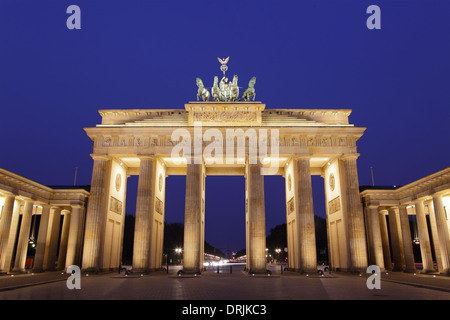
[0,265,448,301]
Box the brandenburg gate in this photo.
[81,98,368,274]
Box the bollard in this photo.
[230,265,232,274]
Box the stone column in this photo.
[82,155,111,272]
[398,204,417,273]
[367,205,385,270]
[57,210,71,270]
[379,210,392,270]
[44,207,62,271]
[0,194,16,273]
[32,204,51,273]
[414,199,435,273]
[65,205,82,268]
[246,162,267,274]
[132,156,156,273]
[13,200,34,273]
[1,196,21,274]
[183,161,204,274]
[339,155,368,272]
[432,193,450,275]
[427,200,443,272]
[388,207,405,271]
[294,156,317,273]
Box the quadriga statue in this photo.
[196,78,210,101]
[241,77,256,101]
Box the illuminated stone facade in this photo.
[361,167,450,275]
[0,168,89,274]
[82,101,368,273]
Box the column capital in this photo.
[70,203,84,209]
[431,191,449,199]
[414,197,427,205]
[51,206,62,213]
[292,154,311,160]
[138,155,157,161]
[387,206,399,213]
[339,153,360,161]
[90,154,110,161]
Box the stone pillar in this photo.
[414,199,435,273]
[44,207,62,271]
[294,156,317,273]
[32,204,51,273]
[82,156,111,272]
[246,162,267,274]
[339,155,368,272]
[183,161,204,274]
[379,210,392,270]
[132,156,156,273]
[57,210,71,270]
[65,205,83,268]
[13,200,34,273]
[432,193,450,275]
[367,205,385,270]
[2,198,21,274]
[398,204,417,273]
[427,200,443,272]
[0,194,16,273]
[388,207,405,271]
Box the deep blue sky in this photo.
[1,1,449,252]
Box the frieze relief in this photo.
[193,110,257,122]
[155,197,164,215]
[287,197,295,214]
[328,196,341,215]
[98,134,353,149]
[110,196,123,215]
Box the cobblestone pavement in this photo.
[0,265,448,301]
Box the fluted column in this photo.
[246,162,267,274]
[379,210,392,270]
[388,207,405,271]
[398,204,417,273]
[65,205,82,268]
[183,160,204,274]
[32,204,51,273]
[432,193,450,275]
[294,156,317,273]
[82,155,111,272]
[0,194,16,273]
[340,155,368,272]
[132,156,156,273]
[427,200,443,272]
[44,207,62,271]
[13,200,34,273]
[57,210,71,270]
[367,205,385,270]
[414,199,435,273]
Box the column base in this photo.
[178,268,201,276]
[31,268,45,273]
[130,268,149,274]
[403,268,418,274]
[248,269,271,275]
[11,268,27,274]
[439,269,450,276]
[420,269,437,274]
[81,267,100,274]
